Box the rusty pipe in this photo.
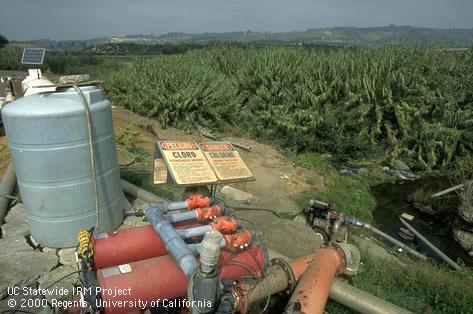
[270,250,413,314]
[285,246,346,314]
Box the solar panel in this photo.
[21,48,46,65]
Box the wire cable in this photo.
[73,85,100,230]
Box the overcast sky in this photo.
[1,0,472,41]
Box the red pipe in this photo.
[289,254,315,280]
[234,254,316,313]
[97,245,265,314]
[285,246,346,314]
[93,222,201,269]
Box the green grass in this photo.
[317,173,379,221]
[295,152,331,172]
[297,171,380,222]
[328,254,473,314]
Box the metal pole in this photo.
[330,279,413,314]
[399,218,463,272]
[431,180,472,198]
[0,163,16,224]
[121,179,167,203]
[363,223,428,260]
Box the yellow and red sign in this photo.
[200,142,254,183]
[156,141,218,186]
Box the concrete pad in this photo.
[58,248,77,267]
[122,215,148,227]
[0,204,59,292]
[0,248,58,292]
[2,204,30,240]
[350,234,406,267]
[221,185,255,204]
[38,265,77,302]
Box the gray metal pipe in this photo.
[167,210,198,223]
[167,201,188,211]
[145,203,198,279]
[121,179,167,203]
[177,225,212,239]
[0,163,16,224]
[399,218,463,272]
[187,238,226,254]
[331,218,342,243]
[363,223,428,260]
[330,279,413,314]
[121,180,195,214]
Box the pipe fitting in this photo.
[331,242,360,276]
[199,229,224,273]
[330,218,343,243]
[145,203,198,279]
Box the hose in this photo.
[73,85,100,230]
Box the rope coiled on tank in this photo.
[73,85,100,230]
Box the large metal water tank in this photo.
[2,85,124,247]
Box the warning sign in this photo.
[153,158,167,184]
[200,142,254,183]
[156,141,218,186]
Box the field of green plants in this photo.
[108,45,473,173]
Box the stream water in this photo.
[371,177,473,266]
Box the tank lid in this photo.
[2,85,106,118]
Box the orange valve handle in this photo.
[224,230,253,251]
[210,217,238,234]
[195,205,222,222]
[186,194,211,209]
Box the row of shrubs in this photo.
[107,45,473,173]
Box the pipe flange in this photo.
[269,258,296,294]
[331,242,361,276]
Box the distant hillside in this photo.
[25,25,473,50]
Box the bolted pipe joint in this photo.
[331,242,360,276]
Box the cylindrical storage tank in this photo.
[2,85,124,247]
